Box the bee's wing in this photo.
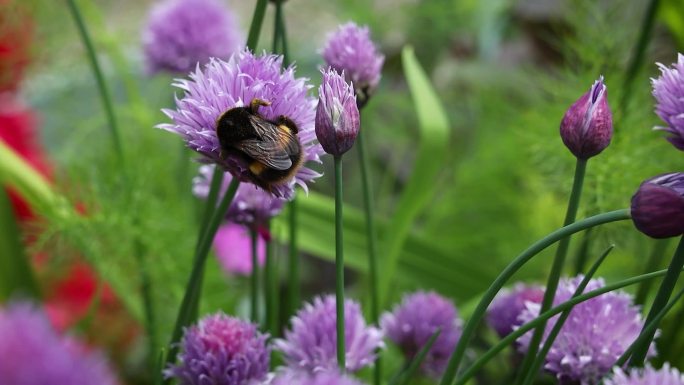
[234,116,299,170]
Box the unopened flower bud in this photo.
[631,173,684,239]
[315,68,360,157]
[560,76,613,159]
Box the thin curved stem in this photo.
[453,267,682,385]
[521,244,615,385]
[438,208,630,385]
[65,0,123,164]
[515,158,586,385]
[334,155,346,370]
[246,0,269,50]
[251,229,259,323]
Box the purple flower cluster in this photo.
[0,303,117,385]
[487,283,544,338]
[381,291,462,377]
[631,172,684,239]
[517,276,650,385]
[194,165,286,227]
[142,0,243,75]
[271,369,366,385]
[322,22,384,104]
[159,49,324,198]
[275,295,383,373]
[605,364,684,385]
[165,312,269,385]
[315,68,360,156]
[652,53,684,151]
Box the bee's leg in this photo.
[276,115,299,134]
[249,98,271,113]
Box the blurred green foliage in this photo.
[6,0,684,382]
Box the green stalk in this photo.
[630,235,684,366]
[514,158,587,385]
[394,329,441,385]
[334,155,346,370]
[251,228,259,323]
[264,224,278,336]
[357,129,382,385]
[618,0,662,116]
[634,239,670,305]
[197,168,224,252]
[521,244,615,385]
[287,199,300,318]
[616,286,684,367]
[453,267,683,385]
[134,237,157,370]
[163,178,240,382]
[0,188,39,300]
[438,208,630,385]
[573,228,592,274]
[65,0,123,164]
[246,0,269,50]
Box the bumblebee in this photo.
[216,98,303,191]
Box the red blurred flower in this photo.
[0,0,33,92]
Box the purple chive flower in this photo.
[194,165,286,228]
[605,364,684,385]
[315,68,360,157]
[652,53,684,151]
[487,283,545,338]
[271,369,366,385]
[142,0,243,75]
[0,303,117,385]
[559,76,613,159]
[165,312,269,385]
[275,295,384,373]
[631,173,684,239]
[517,276,652,385]
[380,291,462,377]
[212,223,265,276]
[159,49,324,199]
[322,22,384,105]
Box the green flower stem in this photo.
[395,329,441,385]
[65,0,123,164]
[634,239,670,305]
[264,224,278,336]
[521,244,615,385]
[251,229,259,323]
[616,286,684,367]
[163,178,240,382]
[334,155,346,370]
[197,168,224,253]
[438,208,630,385]
[287,199,300,318]
[573,228,592,274]
[246,0,269,50]
[453,267,683,385]
[619,0,662,116]
[0,188,39,300]
[514,157,587,385]
[357,129,382,385]
[134,237,157,370]
[630,235,684,366]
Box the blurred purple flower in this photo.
[275,295,384,373]
[0,302,117,385]
[212,223,265,276]
[487,283,544,338]
[142,0,243,75]
[315,68,360,156]
[159,50,324,199]
[517,276,652,385]
[631,172,684,239]
[605,364,684,385]
[165,312,269,385]
[322,22,384,105]
[652,53,684,151]
[194,165,286,227]
[380,291,462,377]
[271,369,366,385]
[559,76,613,159]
